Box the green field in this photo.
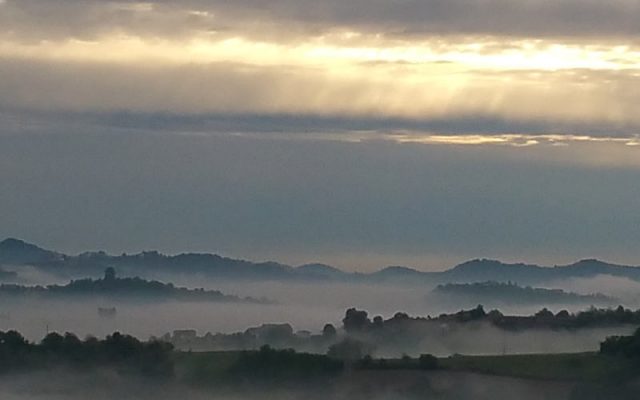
[173,347,344,386]
[173,348,638,384]
[173,350,244,382]
[439,352,635,381]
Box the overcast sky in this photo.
[1,1,639,271]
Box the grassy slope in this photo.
[173,351,243,382]
[173,349,344,386]
[439,352,634,381]
[173,350,637,383]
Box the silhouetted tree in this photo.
[41,332,65,352]
[601,327,640,361]
[470,305,486,319]
[0,330,28,348]
[418,354,438,370]
[391,312,410,322]
[343,308,371,333]
[322,323,337,339]
[535,308,554,319]
[0,330,174,376]
[104,267,116,281]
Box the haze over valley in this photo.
[1,238,639,357]
[2,0,640,398]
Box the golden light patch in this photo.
[0,33,638,72]
[0,31,638,127]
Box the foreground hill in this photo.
[3,238,640,286]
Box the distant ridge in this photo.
[295,263,345,278]
[434,281,616,307]
[0,238,61,265]
[2,238,640,285]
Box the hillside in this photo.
[0,268,17,282]
[3,238,640,286]
[433,281,615,307]
[0,268,267,303]
[0,238,62,265]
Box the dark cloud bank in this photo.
[2,0,640,40]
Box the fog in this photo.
[155,272,640,314]
[0,298,338,342]
[549,275,640,306]
[372,322,635,358]
[1,274,639,399]
[0,279,439,343]
[1,276,637,357]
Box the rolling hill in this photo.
[2,238,640,286]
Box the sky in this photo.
[1,0,639,271]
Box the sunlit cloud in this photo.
[1,34,639,73]
[1,0,639,142]
[387,133,640,146]
[1,55,638,132]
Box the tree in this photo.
[470,305,486,319]
[600,327,640,360]
[0,330,28,349]
[392,312,409,321]
[322,323,337,339]
[535,308,554,319]
[104,267,116,281]
[342,308,371,333]
[0,330,174,376]
[41,332,65,352]
[418,354,438,370]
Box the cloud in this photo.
[0,57,639,133]
[2,0,640,42]
[1,1,639,137]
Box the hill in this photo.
[0,268,17,282]
[0,238,61,265]
[3,238,640,286]
[433,281,615,306]
[0,268,267,303]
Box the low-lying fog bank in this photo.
[156,274,640,315]
[1,299,637,358]
[3,271,640,359]
[0,298,340,342]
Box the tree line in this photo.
[0,330,174,377]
